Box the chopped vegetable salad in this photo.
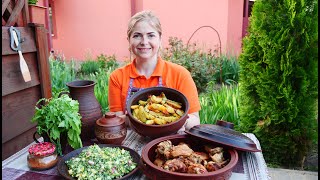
[66,144,137,180]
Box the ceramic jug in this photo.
[60,80,103,140]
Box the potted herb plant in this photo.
[31,94,83,155]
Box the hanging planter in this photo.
[28,0,47,25]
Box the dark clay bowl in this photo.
[57,144,140,180]
[126,87,189,139]
[140,134,238,180]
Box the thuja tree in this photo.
[238,0,318,167]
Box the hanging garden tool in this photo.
[9,26,31,82]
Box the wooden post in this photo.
[29,23,52,99]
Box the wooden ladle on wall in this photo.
[10,26,31,82]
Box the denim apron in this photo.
[124,77,163,112]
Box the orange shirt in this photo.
[108,57,201,114]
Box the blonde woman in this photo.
[108,10,200,133]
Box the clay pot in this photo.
[94,112,127,145]
[60,80,103,140]
[126,87,189,139]
[140,134,238,180]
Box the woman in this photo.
[108,10,201,132]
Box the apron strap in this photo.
[125,76,163,112]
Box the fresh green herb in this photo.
[31,94,83,155]
[28,0,38,5]
[66,144,137,180]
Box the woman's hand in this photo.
[177,112,200,134]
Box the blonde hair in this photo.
[127,10,162,38]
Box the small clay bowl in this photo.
[94,112,127,145]
[27,142,58,170]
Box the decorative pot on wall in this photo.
[29,4,47,25]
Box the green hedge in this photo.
[238,0,318,168]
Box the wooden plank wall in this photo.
[2,24,52,160]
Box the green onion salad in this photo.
[65,144,137,180]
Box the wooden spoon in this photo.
[12,30,31,82]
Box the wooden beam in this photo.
[30,23,52,99]
[22,0,30,26]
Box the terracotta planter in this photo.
[29,4,47,25]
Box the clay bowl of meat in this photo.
[140,134,238,180]
[126,87,189,139]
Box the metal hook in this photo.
[9,26,22,52]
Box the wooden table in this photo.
[2,129,270,180]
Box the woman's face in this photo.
[128,20,161,61]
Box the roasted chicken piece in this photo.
[210,152,224,163]
[205,161,221,172]
[180,157,194,167]
[163,158,187,173]
[206,160,229,172]
[204,146,224,163]
[204,146,223,155]
[171,143,194,158]
[187,163,208,174]
[156,140,173,159]
[187,152,209,164]
[154,157,165,167]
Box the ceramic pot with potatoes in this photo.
[126,87,189,139]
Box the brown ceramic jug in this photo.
[95,112,127,145]
[60,80,103,140]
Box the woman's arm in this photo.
[178,111,200,133]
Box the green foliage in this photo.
[28,0,38,5]
[79,60,101,75]
[78,54,119,76]
[162,37,239,93]
[199,82,240,130]
[238,0,318,167]
[78,68,114,114]
[96,54,120,70]
[215,55,240,85]
[49,57,77,98]
[31,94,83,155]
[162,37,217,93]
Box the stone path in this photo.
[268,168,318,180]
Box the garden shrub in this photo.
[162,37,222,94]
[238,0,318,168]
[49,57,77,98]
[96,54,120,70]
[79,60,100,75]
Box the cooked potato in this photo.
[131,92,185,125]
